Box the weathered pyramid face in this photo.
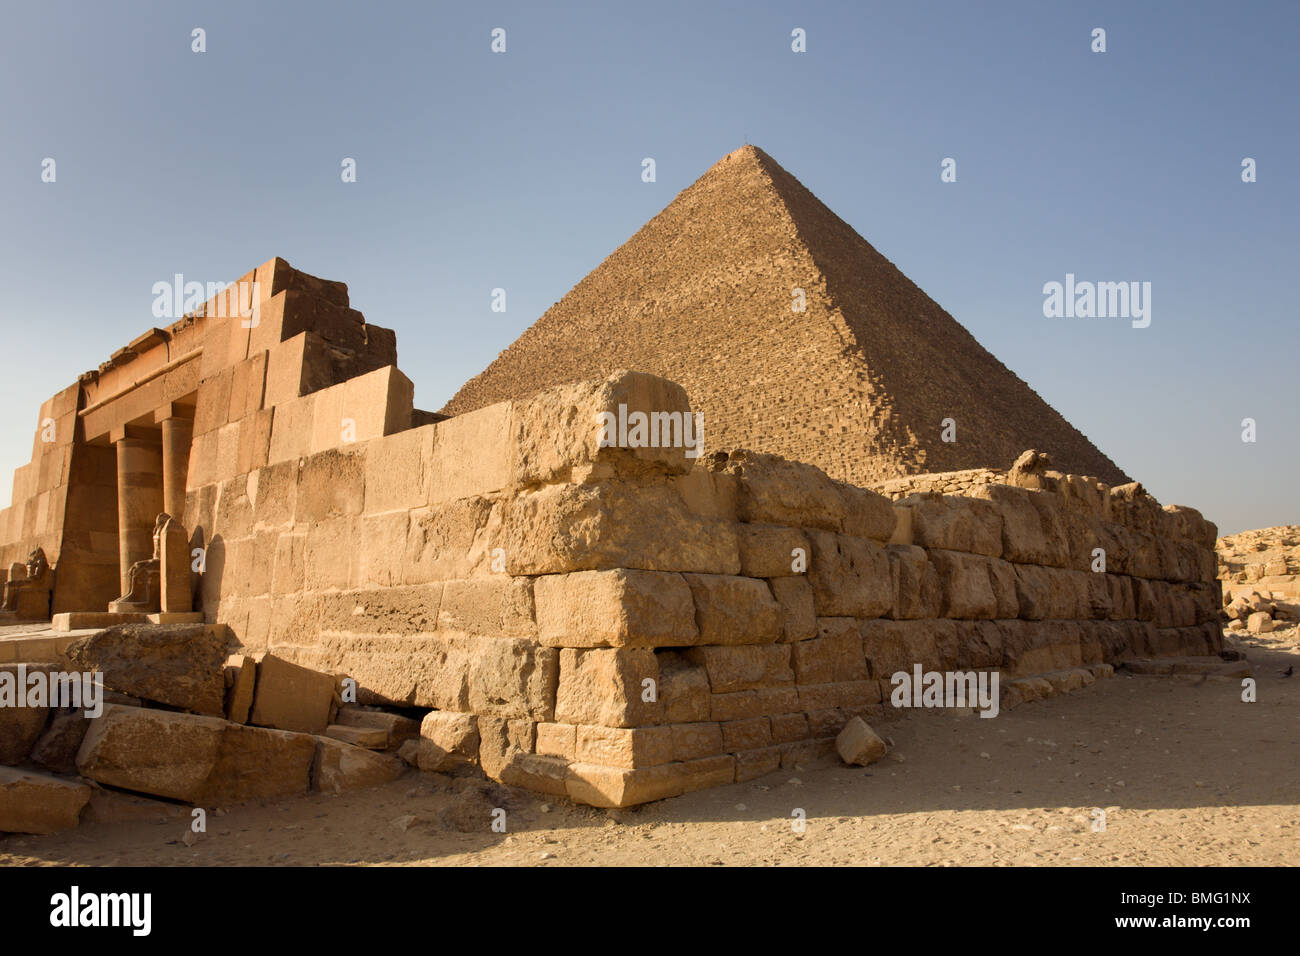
[443,145,1127,487]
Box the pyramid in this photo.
[443,146,1128,487]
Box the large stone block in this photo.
[769,575,816,642]
[207,722,317,803]
[737,523,809,578]
[793,619,867,684]
[901,493,1002,557]
[504,480,740,575]
[682,573,781,645]
[466,636,558,720]
[403,496,498,583]
[534,569,697,647]
[438,577,537,639]
[429,402,513,503]
[713,450,846,531]
[886,544,941,620]
[312,736,405,793]
[294,448,365,523]
[0,663,53,764]
[363,425,436,514]
[249,653,337,734]
[417,711,479,771]
[576,724,674,769]
[555,648,661,727]
[669,721,725,761]
[683,644,793,693]
[510,370,695,485]
[860,619,955,679]
[657,651,710,722]
[929,550,998,619]
[0,767,90,834]
[75,704,225,801]
[835,483,898,543]
[565,762,684,807]
[65,623,227,717]
[806,530,891,618]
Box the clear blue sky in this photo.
[1,1,1295,535]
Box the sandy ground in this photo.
[3,627,1297,868]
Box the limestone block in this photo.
[669,721,725,761]
[720,716,772,752]
[402,496,497,584]
[735,745,783,782]
[684,644,793,694]
[0,767,90,834]
[902,493,1002,557]
[29,710,91,774]
[792,619,866,683]
[358,511,409,587]
[466,636,558,720]
[929,550,998,619]
[267,391,317,463]
[249,653,337,734]
[75,704,224,801]
[714,450,846,531]
[312,736,405,793]
[535,721,576,760]
[680,754,736,793]
[657,651,710,722]
[334,706,419,747]
[835,482,898,543]
[438,577,537,639]
[860,619,954,679]
[555,648,661,728]
[534,569,697,647]
[886,544,941,619]
[429,401,513,503]
[737,523,809,578]
[206,722,317,803]
[281,632,468,712]
[224,655,256,724]
[417,711,479,771]
[66,623,227,717]
[324,724,388,749]
[576,725,674,768]
[988,557,1020,619]
[769,575,816,642]
[263,330,336,408]
[565,762,683,807]
[510,370,695,485]
[770,711,811,743]
[681,573,781,645]
[477,717,568,796]
[504,480,740,575]
[294,448,365,523]
[947,621,1004,670]
[363,424,436,514]
[806,529,892,618]
[303,517,360,590]
[835,716,889,766]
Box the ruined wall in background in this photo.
[189,369,1221,808]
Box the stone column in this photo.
[112,427,164,595]
[159,414,194,522]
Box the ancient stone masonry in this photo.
[176,363,1217,807]
[442,145,1128,487]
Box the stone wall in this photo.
[189,369,1221,808]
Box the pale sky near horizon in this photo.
[1,1,1296,535]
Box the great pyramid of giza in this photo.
[443,145,1128,487]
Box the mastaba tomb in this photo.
[0,148,1225,813]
